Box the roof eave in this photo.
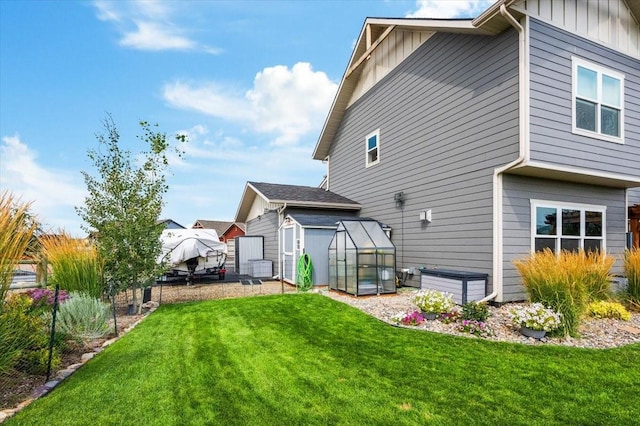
[277,200,361,210]
[312,16,497,161]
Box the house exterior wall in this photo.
[222,224,245,243]
[327,28,520,288]
[502,174,627,301]
[245,211,279,273]
[630,188,640,205]
[528,18,640,176]
[513,0,640,59]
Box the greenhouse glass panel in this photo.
[328,220,396,296]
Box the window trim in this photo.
[365,129,380,168]
[530,199,606,253]
[571,56,624,144]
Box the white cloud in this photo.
[92,0,221,54]
[0,134,87,235]
[406,0,494,19]
[120,21,196,51]
[163,62,338,145]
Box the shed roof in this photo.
[192,220,245,235]
[235,182,360,222]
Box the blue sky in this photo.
[0,0,493,236]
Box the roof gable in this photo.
[313,0,640,162]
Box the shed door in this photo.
[283,226,294,281]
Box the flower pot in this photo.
[520,326,546,339]
[422,312,438,320]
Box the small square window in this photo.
[365,129,380,167]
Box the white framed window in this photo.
[365,129,380,167]
[530,200,606,253]
[572,57,624,143]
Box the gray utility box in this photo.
[419,268,488,305]
[249,259,273,278]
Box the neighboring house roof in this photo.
[192,220,245,236]
[235,182,361,223]
[157,219,186,229]
[311,0,640,161]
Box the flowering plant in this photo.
[509,303,562,332]
[25,288,70,310]
[438,308,461,324]
[413,289,455,314]
[392,310,425,326]
[456,319,493,337]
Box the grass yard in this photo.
[8,294,640,425]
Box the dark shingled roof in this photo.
[287,212,359,228]
[249,182,359,206]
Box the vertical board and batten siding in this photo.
[502,174,627,301]
[513,0,640,58]
[245,211,279,273]
[328,29,520,288]
[350,30,435,107]
[528,18,640,176]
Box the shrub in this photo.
[0,191,38,306]
[461,301,491,322]
[513,249,614,336]
[40,233,104,299]
[587,301,631,321]
[413,289,455,314]
[624,248,640,306]
[46,292,111,342]
[0,293,52,376]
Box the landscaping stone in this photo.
[81,352,95,362]
[323,288,640,349]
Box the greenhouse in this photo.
[328,219,396,296]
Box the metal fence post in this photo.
[45,285,59,382]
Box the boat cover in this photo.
[158,229,228,267]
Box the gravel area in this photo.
[321,287,640,348]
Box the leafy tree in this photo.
[76,116,185,313]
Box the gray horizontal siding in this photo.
[502,174,627,302]
[529,18,640,176]
[630,189,640,206]
[328,28,520,289]
[246,211,279,274]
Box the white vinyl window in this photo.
[365,129,380,167]
[572,57,624,143]
[531,200,606,254]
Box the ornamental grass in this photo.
[624,247,640,307]
[513,249,614,337]
[0,191,37,306]
[40,233,104,299]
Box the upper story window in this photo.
[365,129,380,168]
[531,200,606,254]
[572,57,624,143]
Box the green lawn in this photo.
[8,294,640,425]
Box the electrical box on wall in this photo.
[420,210,432,222]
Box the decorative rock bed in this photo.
[322,287,640,348]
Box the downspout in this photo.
[479,5,529,303]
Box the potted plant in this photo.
[412,289,455,320]
[509,303,562,339]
